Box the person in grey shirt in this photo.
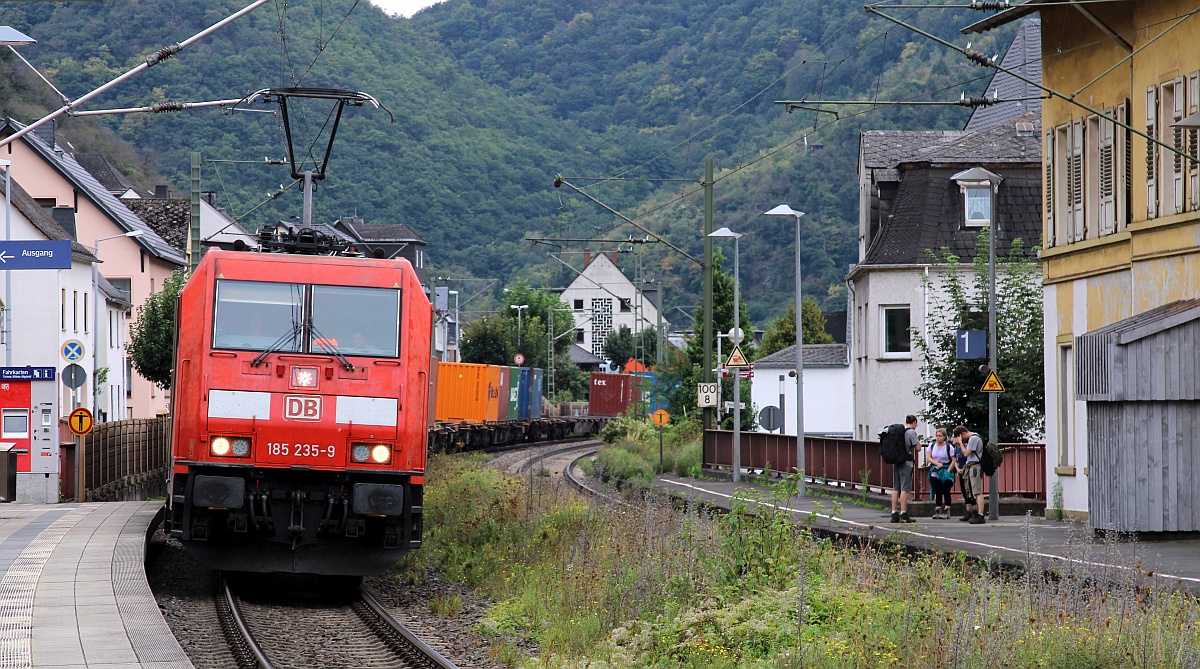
[953,425,987,524]
[890,414,920,523]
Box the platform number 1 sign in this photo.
[697,383,718,408]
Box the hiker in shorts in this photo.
[890,414,920,523]
[952,425,987,524]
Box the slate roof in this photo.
[97,274,132,307]
[755,343,849,368]
[0,175,97,263]
[0,119,185,266]
[340,218,426,243]
[569,344,603,365]
[861,167,1043,266]
[964,20,1043,132]
[861,113,1041,171]
[121,198,189,253]
[74,153,140,195]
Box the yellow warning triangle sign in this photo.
[980,369,1006,393]
[725,345,750,368]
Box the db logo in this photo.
[284,395,322,421]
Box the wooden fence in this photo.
[703,430,1046,500]
[84,415,171,501]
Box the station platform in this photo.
[0,502,191,669]
[654,475,1200,594]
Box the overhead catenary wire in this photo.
[0,0,272,149]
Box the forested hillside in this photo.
[0,0,1014,322]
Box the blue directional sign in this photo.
[0,240,72,270]
[0,366,55,381]
[956,329,987,360]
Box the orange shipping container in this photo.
[435,362,490,423]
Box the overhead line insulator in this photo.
[145,43,182,67]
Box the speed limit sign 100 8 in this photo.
[697,382,718,408]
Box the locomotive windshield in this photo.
[310,285,401,358]
[213,280,400,358]
[213,281,304,352]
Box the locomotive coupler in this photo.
[288,490,308,534]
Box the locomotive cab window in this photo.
[310,285,401,358]
[213,280,305,352]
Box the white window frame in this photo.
[1,408,29,439]
[1058,344,1074,468]
[962,185,991,228]
[880,305,912,359]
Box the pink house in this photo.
[2,119,186,418]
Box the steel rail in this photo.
[357,587,459,669]
[216,575,276,669]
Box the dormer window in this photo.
[963,185,992,228]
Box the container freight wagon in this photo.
[588,373,646,416]
[428,362,605,451]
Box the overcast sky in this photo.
[368,0,444,17]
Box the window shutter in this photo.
[1173,76,1186,214]
[1117,101,1130,232]
[1147,85,1159,219]
[1099,108,1116,235]
[1071,118,1085,241]
[1190,72,1199,210]
[1045,129,1055,246]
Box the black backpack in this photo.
[979,439,1004,476]
[878,424,909,465]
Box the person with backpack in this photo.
[952,425,987,524]
[925,428,955,519]
[880,415,919,523]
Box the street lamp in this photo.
[708,227,743,482]
[449,290,459,362]
[763,204,807,493]
[510,304,528,350]
[1,28,36,366]
[952,166,1002,521]
[93,230,144,422]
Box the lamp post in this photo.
[763,204,807,493]
[92,230,144,421]
[952,166,1002,521]
[708,227,743,482]
[0,28,34,367]
[510,304,528,350]
[449,290,459,362]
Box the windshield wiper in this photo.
[308,321,356,371]
[250,323,303,368]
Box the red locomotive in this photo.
[165,235,432,575]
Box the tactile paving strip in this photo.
[0,505,93,668]
[113,505,191,665]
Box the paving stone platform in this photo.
[0,502,191,669]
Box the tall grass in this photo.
[594,414,703,480]
[402,455,1200,668]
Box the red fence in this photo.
[703,430,1046,500]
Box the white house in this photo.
[750,344,853,437]
[558,252,668,367]
[96,276,131,424]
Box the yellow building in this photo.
[969,1,1200,525]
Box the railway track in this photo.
[216,574,458,669]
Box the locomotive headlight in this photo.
[210,436,252,458]
[371,444,392,464]
[351,442,392,464]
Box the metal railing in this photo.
[703,430,1046,499]
[84,415,171,501]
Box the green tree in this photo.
[127,270,187,390]
[461,316,512,366]
[603,325,636,372]
[758,297,834,357]
[912,232,1044,442]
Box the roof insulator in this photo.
[145,43,182,67]
[966,51,998,68]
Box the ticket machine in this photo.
[0,368,59,503]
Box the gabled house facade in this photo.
[966,1,1200,525]
[557,252,667,369]
[1,119,186,418]
[849,21,1044,441]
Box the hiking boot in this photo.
[890,510,900,523]
[960,511,975,522]
[969,514,986,524]
[899,512,914,523]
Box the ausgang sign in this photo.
[0,240,72,270]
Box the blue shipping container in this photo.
[529,368,544,419]
[517,367,532,420]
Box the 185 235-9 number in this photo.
[266,442,335,458]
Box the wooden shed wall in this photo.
[1088,401,1200,532]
